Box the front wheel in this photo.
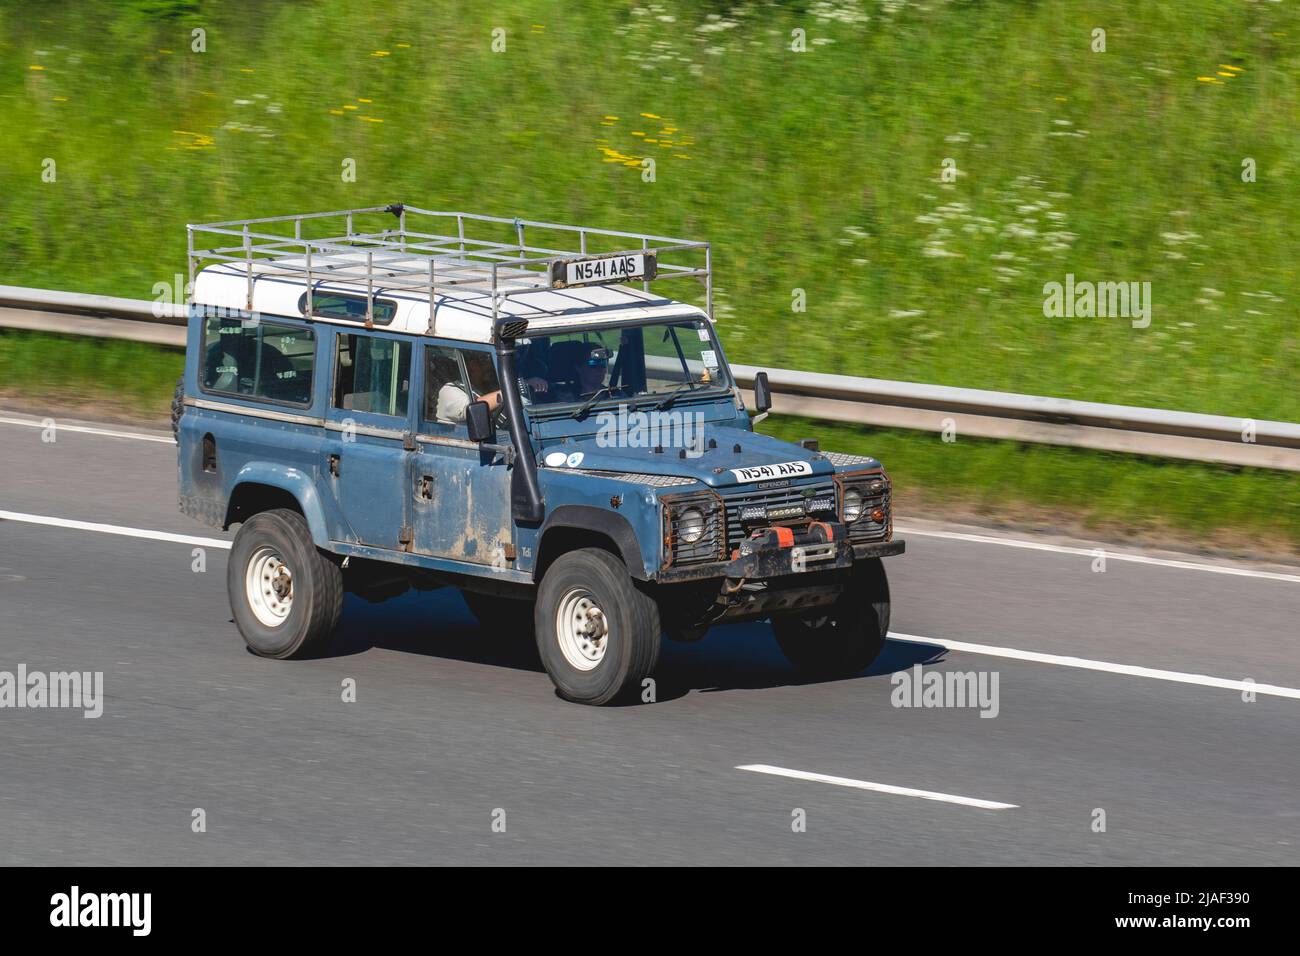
[772,558,890,677]
[227,508,343,659]
[535,548,661,705]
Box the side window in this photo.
[424,346,501,427]
[332,334,411,417]
[202,316,314,406]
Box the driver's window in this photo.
[423,345,501,431]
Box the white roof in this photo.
[192,257,709,344]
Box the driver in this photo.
[552,344,611,403]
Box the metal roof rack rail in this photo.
[187,204,713,331]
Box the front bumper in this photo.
[656,531,905,584]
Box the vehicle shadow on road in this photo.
[650,626,948,703]
[308,586,948,704]
[316,589,546,672]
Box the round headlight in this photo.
[842,488,864,523]
[678,507,706,543]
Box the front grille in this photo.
[663,491,725,565]
[723,480,837,552]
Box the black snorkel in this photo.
[494,318,545,525]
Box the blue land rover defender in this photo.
[176,206,903,704]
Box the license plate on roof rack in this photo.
[551,252,657,289]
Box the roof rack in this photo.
[187,204,712,330]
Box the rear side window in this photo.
[202,317,314,406]
[333,334,411,418]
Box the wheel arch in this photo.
[534,505,649,582]
[224,463,331,547]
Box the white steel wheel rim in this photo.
[246,546,294,628]
[555,587,609,671]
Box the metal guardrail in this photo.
[1,284,1296,472]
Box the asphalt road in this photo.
[1,412,1297,865]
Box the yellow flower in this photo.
[28,64,45,71]
[1196,76,1220,83]
[358,98,372,103]
[371,50,390,57]
[1216,71,1234,77]
[640,112,659,119]
[1219,64,1243,72]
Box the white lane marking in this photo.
[893,523,1300,584]
[891,632,1300,701]
[0,415,172,444]
[3,509,1296,705]
[737,764,1017,810]
[0,510,230,549]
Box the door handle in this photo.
[328,454,341,477]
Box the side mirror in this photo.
[466,400,494,443]
[752,371,772,414]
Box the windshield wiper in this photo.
[652,380,703,411]
[570,386,615,420]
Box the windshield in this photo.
[515,317,730,412]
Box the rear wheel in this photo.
[535,549,660,705]
[772,558,890,677]
[227,508,343,659]
[461,588,535,638]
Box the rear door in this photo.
[411,342,513,566]
[321,329,416,550]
